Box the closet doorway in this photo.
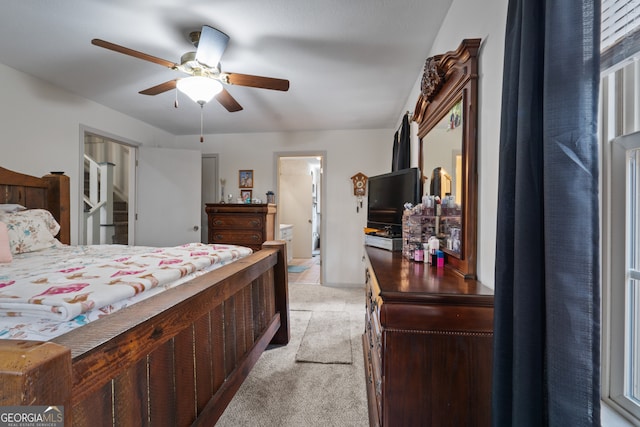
[277,153,325,284]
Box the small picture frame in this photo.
[241,189,252,203]
[239,170,254,188]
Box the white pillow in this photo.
[0,209,60,254]
[0,204,26,213]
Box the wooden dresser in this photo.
[363,246,494,426]
[205,203,276,251]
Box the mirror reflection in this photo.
[421,98,463,255]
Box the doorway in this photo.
[277,153,325,284]
[82,131,137,245]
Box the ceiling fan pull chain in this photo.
[200,103,204,143]
[174,89,178,108]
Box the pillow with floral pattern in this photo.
[0,209,60,254]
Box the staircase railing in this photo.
[84,155,115,244]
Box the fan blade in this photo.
[195,26,230,68]
[91,39,178,69]
[139,80,178,95]
[215,88,243,112]
[225,72,290,91]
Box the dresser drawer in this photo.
[209,230,264,245]
[364,264,384,422]
[209,214,264,230]
[365,314,383,406]
[362,334,381,427]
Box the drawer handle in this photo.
[213,220,224,226]
[215,234,224,240]
[251,234,260,241]
[249,220,260,227]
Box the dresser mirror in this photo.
[414,39,480,279]
[422,98,463,204]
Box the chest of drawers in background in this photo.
[205,203,276,252]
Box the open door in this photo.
[278,154,324,284]
[280,166,313,258]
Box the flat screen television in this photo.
[367,167,422,236]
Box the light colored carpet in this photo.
[216,283,367,427]
[295,311,352,364]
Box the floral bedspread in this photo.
[0,243,252,341]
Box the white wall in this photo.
[398,0,508,288]
[0,63,176,245]
[175,130,392,286]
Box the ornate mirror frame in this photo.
[414,38,480,279]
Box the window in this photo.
[601,2,640,424]
[605,130,640,421]
[601,0,640,51]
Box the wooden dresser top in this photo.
[365,246,494,306]
[205,203,276,214]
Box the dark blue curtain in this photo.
[492,1,600,426]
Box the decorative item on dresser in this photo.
[205,203,276,252]
[240,189,252,203]
[362,246,494,426]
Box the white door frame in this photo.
[274,151,326,284]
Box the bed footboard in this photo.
[0,241,289,427]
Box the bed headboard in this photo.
[0,167,71,245]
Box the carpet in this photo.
[216,285,368,426]
[288,265,309,273]
[295,310,352,364]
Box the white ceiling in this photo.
[0,1,452,136]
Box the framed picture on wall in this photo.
[241,189,252,203]
[239,170,254,188]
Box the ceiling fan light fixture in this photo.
[177,76,222,104]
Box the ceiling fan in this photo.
[91,25,290,113]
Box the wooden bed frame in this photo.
[0,166,290,426]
